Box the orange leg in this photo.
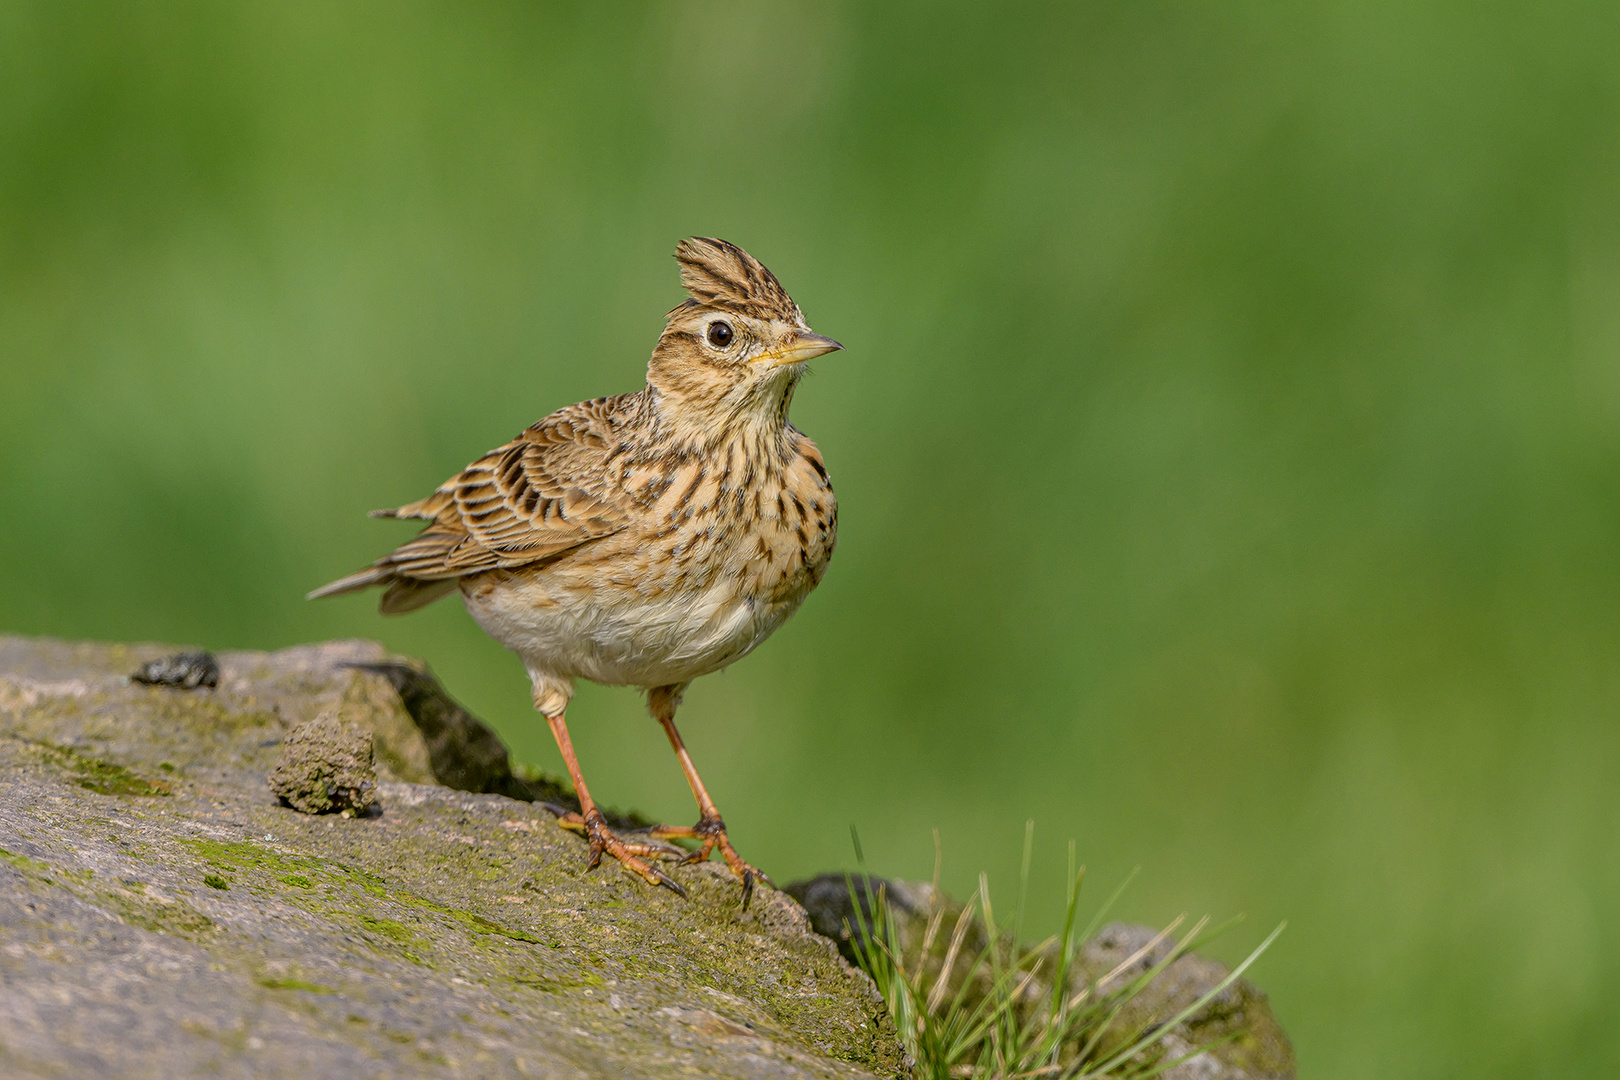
[543,709,685,897]
[645,685,773,908]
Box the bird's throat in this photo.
[646,365,800,455]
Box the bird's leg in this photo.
[541,706,686,898]
[644,684,773,908]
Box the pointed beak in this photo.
[765,332,844,366]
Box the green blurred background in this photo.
[4,1,1619,1074]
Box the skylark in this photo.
[311,238,842,904]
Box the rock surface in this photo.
[1077,923,1292,1080]
[0,636,902,1080]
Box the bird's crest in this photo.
[673,237,800,322]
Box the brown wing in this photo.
[309,395,637,611]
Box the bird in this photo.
[309,237,842,906]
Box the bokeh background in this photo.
[5,2,1619,1074]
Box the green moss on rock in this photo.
[43,742,172,797]
[256,977,335,995]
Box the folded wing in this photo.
[308,396,635,613]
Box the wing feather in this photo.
[309,395,638,608]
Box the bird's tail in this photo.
[306,566,457,614]
[306,565,394,602]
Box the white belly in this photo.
[461,578,799,689]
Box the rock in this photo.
[129,650,220,689]
[267,711,379,815]
[784,874,931,965]
[782,875,1294,1080]
[0,635,903,1080]
[1075,923,1293,1080]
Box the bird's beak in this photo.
[763,332,844,366]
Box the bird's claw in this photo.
[540,804,767,906]
[650,815,773,909]
[546,805,687,898]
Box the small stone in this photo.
[131,651,220,690]
[267,711,377,815]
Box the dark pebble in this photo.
[131,651,219,690]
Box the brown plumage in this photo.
[311,237,843,903]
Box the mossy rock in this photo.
[267,710,378,815]
[0,635,903,1079]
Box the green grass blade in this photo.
[1087,921,1287,1076]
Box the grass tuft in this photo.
[845,825,1283,1079]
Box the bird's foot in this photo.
[650,815,774,909]
[543,805,687,897]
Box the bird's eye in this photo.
[706,321,734,348]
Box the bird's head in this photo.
[646,237,842,433]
